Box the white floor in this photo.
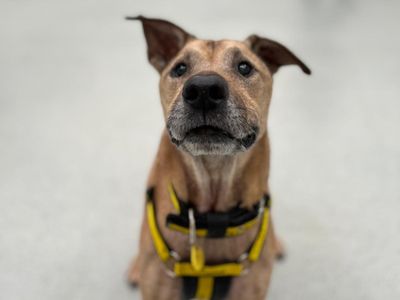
[1,0,399,299]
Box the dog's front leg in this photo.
[127,253,141,286]
[127,204,150,287]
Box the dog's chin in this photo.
[181,135,241,156]
[170,126,257,156]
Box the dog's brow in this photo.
[230,47,243,59]
[169,48,211,71]
[177,50,202,63]
[220,46,242,60]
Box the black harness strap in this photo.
[205,213,230,237]
[212,277,232,299]
[182,277,198,299]
[182,276,232,300]
[166,197,267,238]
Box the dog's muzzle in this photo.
[167,73,258,155]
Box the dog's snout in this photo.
[182,74,228,112]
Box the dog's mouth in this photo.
[170,125,258,150]
[187,125,234,140]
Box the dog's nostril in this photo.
[183,85,199,102]
[209,84,225,101]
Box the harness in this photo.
[146,185,271,300]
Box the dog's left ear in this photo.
[245,34,311,75]
[126,15,194,72]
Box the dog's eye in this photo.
[171,63,187,77]
[237,61,253,77]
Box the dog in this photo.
[126,16,310,300]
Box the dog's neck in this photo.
[174,132,270,213]
[181,154,237,212]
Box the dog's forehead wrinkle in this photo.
[206,40,216,52]
[183,40,248,63]
[184,40,213,55]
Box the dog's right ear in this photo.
[245,35,311,75]
[126,15,194,72]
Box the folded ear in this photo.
[245,34,311,75]
[126,15,194,72]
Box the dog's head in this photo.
[129,16,310,156]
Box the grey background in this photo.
[1,0,399,299]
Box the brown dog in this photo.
[126,16,310,300]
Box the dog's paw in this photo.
[127,256,141,288]
[274,237,286,261]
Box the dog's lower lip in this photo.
[168,125,259,149]
[185,125,234,139]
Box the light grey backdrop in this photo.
[1,0,399,299]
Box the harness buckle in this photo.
[162,251,181,278]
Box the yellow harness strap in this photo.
[248,208,270,261]
[174,262,244,277]
[196,277,214,299]
[168,183,181,214]
[146,201,170,262]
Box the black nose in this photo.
[182,74,228,112]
